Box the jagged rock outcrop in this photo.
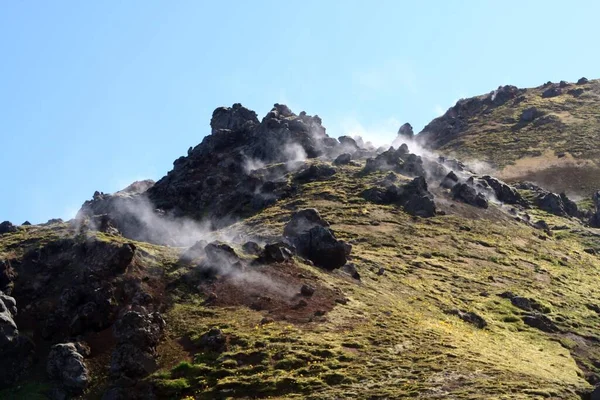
[210,103,259,134]
[283,209,348,270]
[397,123,414,139]
[440,171,459,189]
[452,183,488,209]
[47,342,90,392]
[363,146,426,178]
[110,311,165,379]
[145,104,340,232]
[76,180,158,243]
[481,176,526,205]
[362,176,436,217]
[0,292,34,388]
[534,192,579,218]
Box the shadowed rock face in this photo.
[121,105,337,228]
[283,209,348,270]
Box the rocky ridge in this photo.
[2,93,600,398]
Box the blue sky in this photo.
[1,1,599,224]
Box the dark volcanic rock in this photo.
[542,86,562,98]
[198,328,227,353]
[0,221,17,235]
[333,153,352,165]
[397,123,414,139]
[534,192,578,217]
[446,309,487,329]
[452,183,488,208]
[205,241,240,267]
[0,259,15,294]
[338,135,359,150]
[283,209,348,270]
[47,343,90,392]
[0,292,34,388]
[440,171,459,189]
[520,107,544,123]
[110,311,165,379]
[210,103,259,134]
[144,104,334,233]
[262,242,293,263]
[363,176,436,217]
[341,263,361,280]
[242,241,262,255]
[363,147,426,178]
[481,176,526,205]
[294,164,336,183]
[522,313,559,333]
[283,209,329,237]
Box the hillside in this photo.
[1,99,600,400]
[418,78,600,196]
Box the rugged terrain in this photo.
[418,77,600,196]
[2,80,600,400]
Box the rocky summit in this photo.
[3,81,600,399]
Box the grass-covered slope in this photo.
[418,78,600,196]
[156,162,600,399]
[3,163,600,399]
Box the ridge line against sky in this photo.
[1,0,599,223]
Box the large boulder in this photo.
[520,107,543,123]
[283,209,329,237]
[0,221,17,235]
[482,176,526,205]
[440,171,459,189]
[534,192,579,217]
[283,209,348,270]
[294,164,336,183]
[47,343,90,392]
[210,103,259,134]
[452,183,488,208]
[333,153,352,165]
[397,123,414,139]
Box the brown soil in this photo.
[198,260,340,323]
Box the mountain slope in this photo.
[1,100,600,400]
[418,78,600,196]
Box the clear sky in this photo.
[1,1,599,224]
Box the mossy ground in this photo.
[421,79,600,196]
[2,162,600,399]
[154,163,600,399]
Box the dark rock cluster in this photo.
[362,176,436,217]
[0,291,34,387]
[362,145,426,178]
